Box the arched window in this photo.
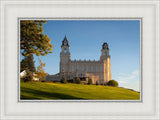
[76,65,79,70]
[100,75,103,79]
[81,66,84,71]
[91,66,93,72]
[72,65,74,72]
[62,66,64,72]
[86,65,88,72]
[100,66,102,72]
[96,66,98,72]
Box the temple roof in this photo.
[102,42,109,50]
[62,35,69,47]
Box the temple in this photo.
[46,36,111,84]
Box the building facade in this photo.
[46,36,111,84]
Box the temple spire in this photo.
[64,35,67,41]
[102,42,109,50]
[61,35,69,47]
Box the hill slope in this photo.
[20,82,140,100]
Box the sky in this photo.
[22,20,140,91]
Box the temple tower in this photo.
[100,42,111,82]
[60,36,71,73]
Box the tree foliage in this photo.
[107,80,119,87]
[96,81,99,85]
[21,70,33,82]
[20,20,53,56]
[37,58,48,81]
[20,54,36,73]
[88,78,92,85]
[76,78,81,84]
[73,78,76,83]
[61,76,67,83]
[20,58,28,72]
[27,54,36,72]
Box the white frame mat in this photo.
[0,0,160,120]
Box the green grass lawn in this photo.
[20,82,140,100]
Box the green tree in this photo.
[61,76,67,83]
[20,54,36,73]
[27,54,36,72]
[73,78,76,83]
[20,20,53,57]
[37,58,48,81]
[76,78,81,84]
[88,78,92,85]
[96,81,99,85]
[20,58,28,72]
[107,80,119,87]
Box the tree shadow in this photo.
[21,87,85,100]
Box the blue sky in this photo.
[22,20,140,91]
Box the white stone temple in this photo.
[46,36,111,84]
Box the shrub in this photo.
[22,70,33,82]
[88,78,92,85]
[107,80,118,87]
[41,80,46,82]
[96,81,99,85]
[61,76,67,83]
[73,78,76,83]
[76,78,81,84]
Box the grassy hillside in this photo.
[20,82,140,100]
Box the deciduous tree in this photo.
[76,78,81,84]
[107,80,118,87]
[37,58,48,81]
[20,20,53,56]
[61,76,67,83]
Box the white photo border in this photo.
[0,0,159,120]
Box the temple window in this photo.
[96,66,98,72]
[86,65,88,72]
[91,66,93,72]
[81,66,84,71]
[72,65,74,72]
[100,66,102,72]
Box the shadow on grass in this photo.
[21,87,84,100]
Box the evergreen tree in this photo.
[20,58,28,72]
[96,81,99,85]
[27,54,36,73]
[20,54,36,73]
[88,78,92,85]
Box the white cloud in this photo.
[117,70,139,81]
[118,81,128,83]
[114,70,140,91]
